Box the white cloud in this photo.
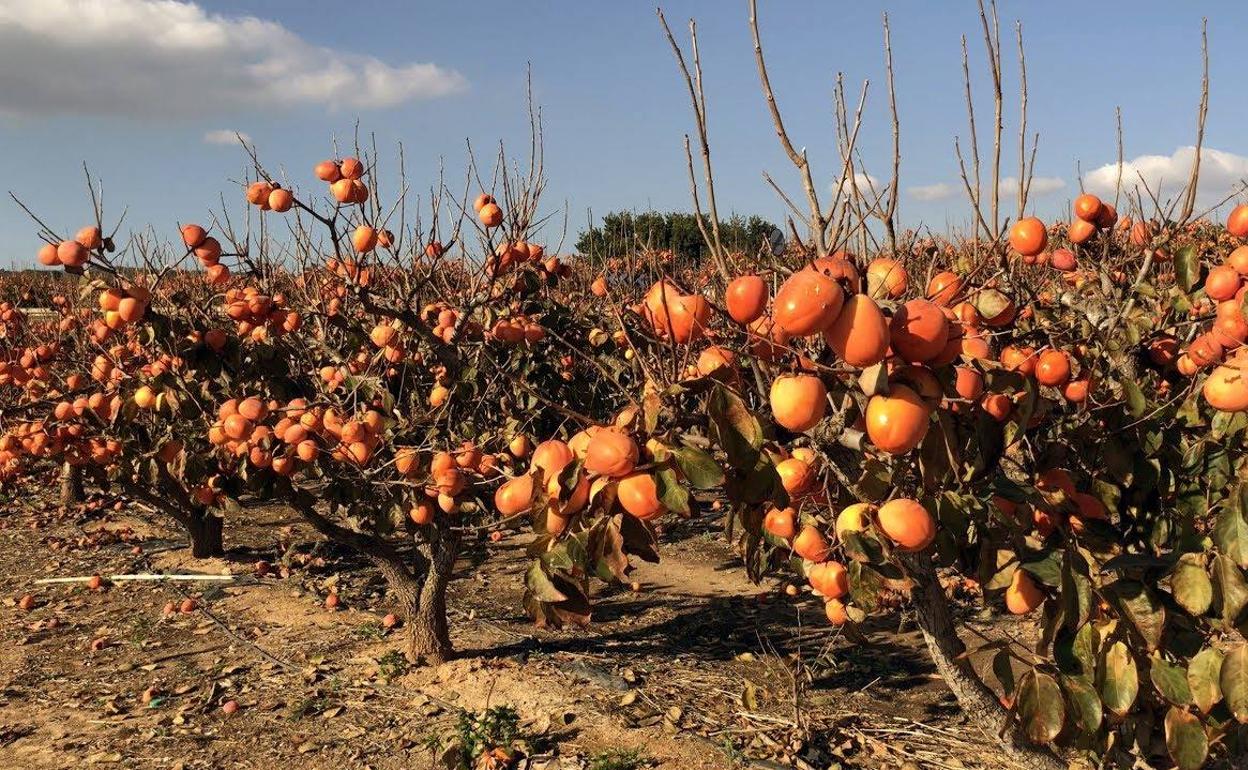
[1084,146,1248,207]
[1000,176,1065,196]
[0,0,467,118]
[908,182,957,202]
[203,129,251,146]
[907,176,1063,204]
[832,172,883,199]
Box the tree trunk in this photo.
[285,493,459,666]
[60,463,84,507]
[901,552,1066,769]
[406,525,460,665]
[187,513,224,558]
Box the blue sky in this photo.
[1,0,1244,266]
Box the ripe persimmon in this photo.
[865,258,908,299]
[58,240,89,268]
[823,294,889,367]
[1073,193,1103,223]
[340,157,364,180]
[494,474,535,516]
[117,297,144,323]
[889,299,949,363]
[865,385,930,455]
[37,243,60,266]
[725,275,768,324]
[1095,202,1118,229]
[793,524,830,562]
[268,188,293,213]
[314,160,341,182]
[1034,349,1071,387]
[179,224,207,249]
[696,346,736,378]
[1205,265,1242,302]
[1068,218,1096,245]
[1009,217,1047,256]
[775,457,813,496]
[926,271,963,306]
[1222,247,1248,282]
[478,203,503,228]
[769,374,827,432]
[773,270,843,336]
[133,386,156,409]
[764,506,797,539]
[352,225,378,252]
[1203,361,1248,411]
[617,472,664,520]
[876,498,936,551]
[1005,569,1044,614]
[584,429,638,478]
[246,181,273,206]
[76,225,102,250]
[1228,204,1248,238]
[808,561,849,599]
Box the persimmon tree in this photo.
[539,4,1248,769]
[0,189,248,556]
[5,5,1248,769]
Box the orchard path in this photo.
[0,487,1026,769]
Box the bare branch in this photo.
[1178,17,1209,223]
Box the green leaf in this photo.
[1164,706,1209,770]
[1175,245,1201,292]
[991,649,1016,700]
[726,453,785,506]
[1214,486,1248,568]
[1055,622,1098,679]
[973,288,1012,321]
[1122,379,1146,418]
[1188,647,1224,715]
[1106,580,1166,651]
[642,386,662,434]
[1150,655,1193,706]
[708,385,762,467]
[1060,675,1102,735]
[1061,550,1093,630]
[846,561,886,613]
[524,561,568,603]
[1021,551,1063,587]
[1171,555,1214,617]
[1099,640,1139,717]
[1214,554,1248,627]
[1017,670,1065,744]
[655,467,690,516]
[1221,643,1248,723]
[671,446,724,490]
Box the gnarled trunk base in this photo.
[187,514,224,559]
[290,494,459,666]
[404,525,459,665]
[902,552,1066,770]
[60,463,84,507]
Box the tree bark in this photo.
[60,462,84,507]
[901,551,1066,769]
[407,523,460,665]
[186,512,225,559]
[286,493,459,665]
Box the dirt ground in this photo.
[0,485,1035,770]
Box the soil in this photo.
[0,486,1034,770]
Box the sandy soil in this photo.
[0,487,1031,769]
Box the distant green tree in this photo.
[576,211,779,267]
